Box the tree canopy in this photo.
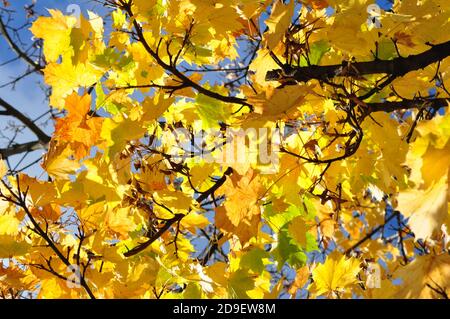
[0,0,449,299]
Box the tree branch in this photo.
[365,98,449,114]
[0,180,96,299]
[123,167,233,257]
[0,97,51,145]
[0,16,43,73]
[266,40,450,85]
[121,2,252,109]
[0,140,45,158]
[344,211,400,256]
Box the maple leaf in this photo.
[44,60,104,109]
[288,216,309,247]
[0,211,20,236]
[263,0,295,50]
[105,206,137,239]
[100,116,147,161]
[0,235,31,258]
[311,252,361,297]
[396,175,448,241]
[38,278,68,299]
[216,169,264,244]
[0,160,7,178]
[389,253,450,298]
[41,140,80,179]
[29,9,77,63]
[54,92,103,159]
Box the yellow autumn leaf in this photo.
[396,175,448,241]
[288,216,308,247]
[54,92,103,159]
[42,140,80,179]
[0,213,20,235]
[44,60,104,109]
[105,206,137,238]
[216,169,264,244]
[251,83,309,117]
[0,264,36,292]
[100,115,147,160]
[389,253,450,299]
[0,160,7,178]
[141,93,173,123]
[153,190,193,214]
[30,9,77,63]
[264,0,295,50]
[181,212,209,232]
[38,278,65,299]
[0,235,31,258]
[312,252,361,297]
[218,170,263,219]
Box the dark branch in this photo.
[266,40,450,85]
[123,214,184,257]
[123,167,233,257]
[0,97,51,145]
[0,16,43,72]
[121,2,252,109]
[345,211,400,256]
[0,140,45,158]
[365,98,449,114]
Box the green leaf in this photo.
[264,195,317,230]
[93,48,121,68]
[273,225,307,269]
[302,195,317,221]
[264,204,303,230]
[195,94,230,129]
[305,232,319,252]
[299,40,330,66]
[95,83,122,115]
[240,248,270,273]
[377,39,397,60]
[93,48,134,71]
[308,40,330,65]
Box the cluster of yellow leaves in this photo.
[397,111,450,241]
[0,164,31,260]
[0,263,37,297]
[30,10,105,108]
[388,253,450,298]
[54,93,103,159]
[0,0,449,300]
[264,0,295,50]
